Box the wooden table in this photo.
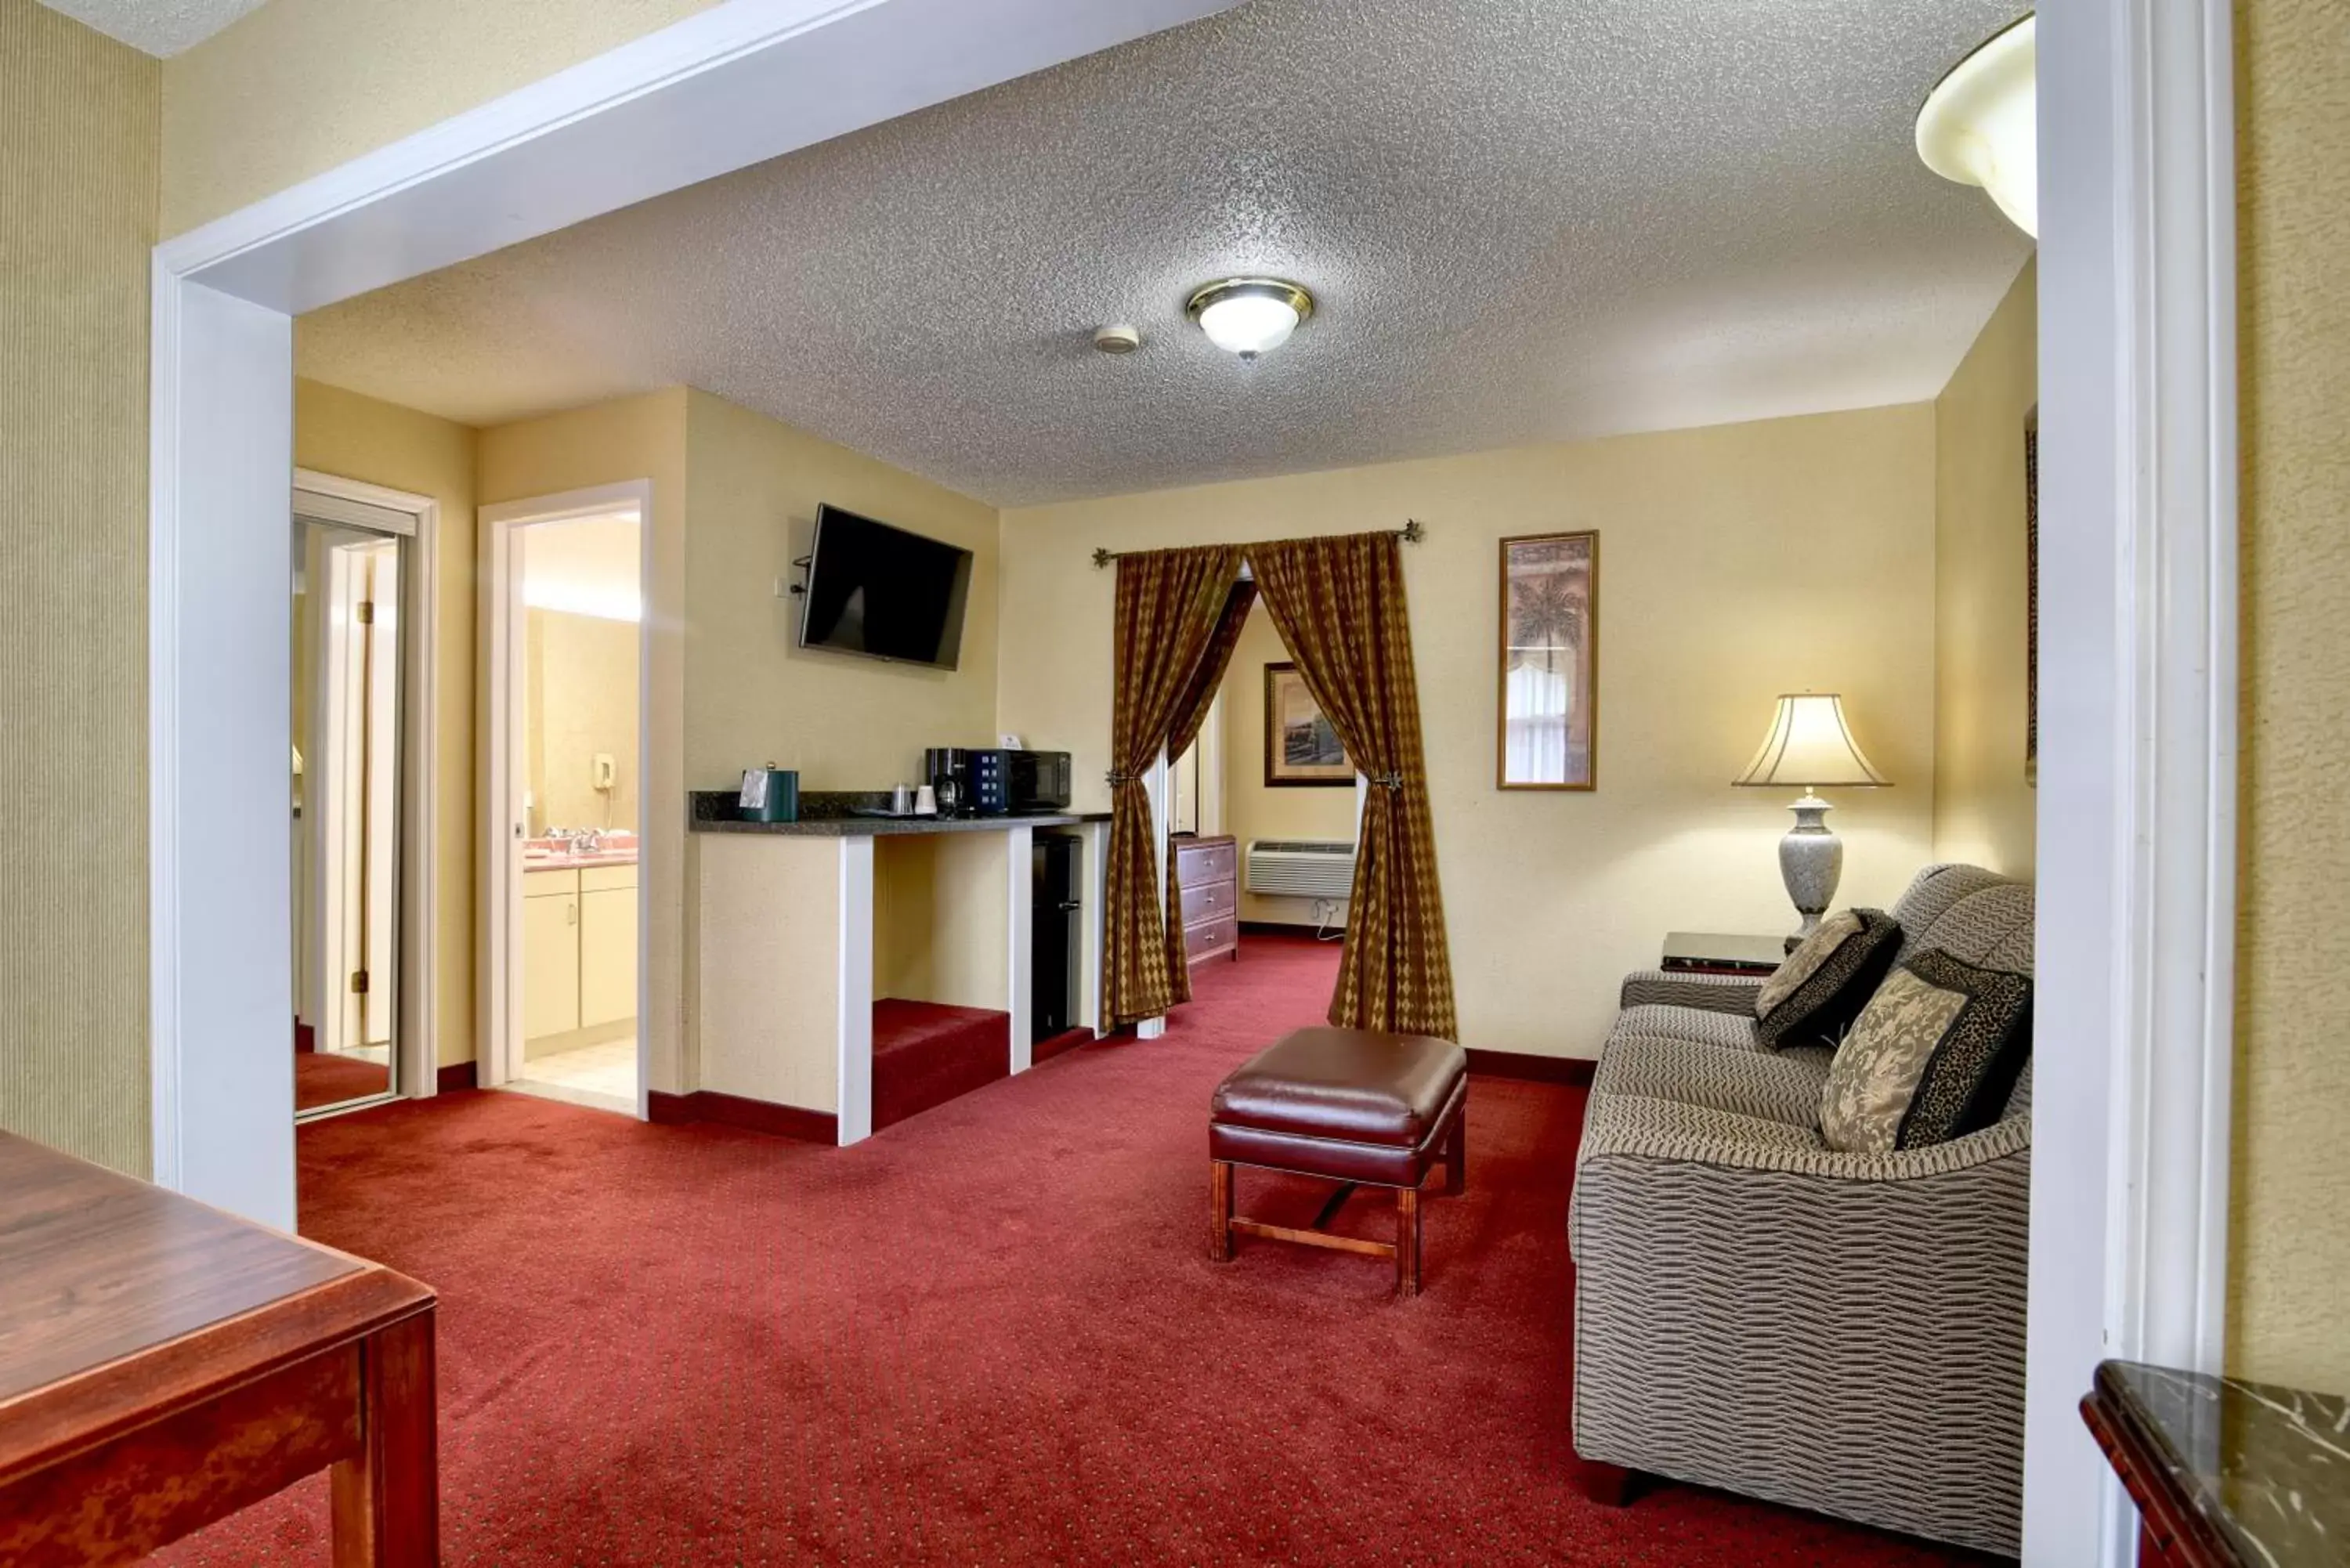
[0,1130,439,1566]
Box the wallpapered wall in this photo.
[2228,0,2350,1396]
[0,0,158,1174]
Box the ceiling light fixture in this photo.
[1915,13,2037,238]
[1185,277,1314,360]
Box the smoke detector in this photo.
[1092,323,1143,355]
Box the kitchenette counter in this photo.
[689,790,1104,838]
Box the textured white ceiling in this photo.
[297,0,2034,507]
[36,0,266,56]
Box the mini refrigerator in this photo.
[1032,834,1082,1041]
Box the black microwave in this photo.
[969,749,1072,815]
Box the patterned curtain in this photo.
[1247,533,1458,1039]
[1159,580,1259,999]
[1104,546,1248,1026]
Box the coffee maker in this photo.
[924,747,974,818]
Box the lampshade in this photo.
[1733,694,1890,790]
[1916,14,2037,238]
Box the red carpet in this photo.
[157,936,1990,1566]
[870,998,1010,1131]
[294,1049,389,1111]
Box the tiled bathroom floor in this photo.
[508,1037,637,1115]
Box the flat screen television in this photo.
[796,504,974,670]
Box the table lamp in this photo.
[1733,692,1890,939]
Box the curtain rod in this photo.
[1090,518,1425,569]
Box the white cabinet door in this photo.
[522,891,581,1040]
[578,886,638,1028]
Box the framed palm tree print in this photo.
[1498,531,1598,789]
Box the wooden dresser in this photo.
[1174,834,1239,966]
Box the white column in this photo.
[150,277,297,1227]
[1006,824,1034,1072]
[1137,750,1170,1041]
[835,836,874,1146]
[1081,821,1109,1036]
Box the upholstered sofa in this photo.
[1568,865,2033,1557]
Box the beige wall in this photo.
[1220,602,1361,925]
[160,0,721,237]
[0,0,157,1173]
[295,379,481,1069]
[1000,405,1941,1057]
[2229,0,2350,1394]
[682,388,999,793]
[1930,258,2038,880]
[529,610,641,834]
[873,834,1011,1010]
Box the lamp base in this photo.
[1779,793,1843,941]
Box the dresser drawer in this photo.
[1180,875,1235,925]
[1175,836,1237,890]
[1184,912,1238,965]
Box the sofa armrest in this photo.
[1617,969,1764,1013]
[1568,1098,2030,1555]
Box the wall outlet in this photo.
[592,753,616,791]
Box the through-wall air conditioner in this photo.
[1245,840,1357,902]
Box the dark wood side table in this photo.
[1659,930,1792,977]
[2081,1358,2347,1567]
[0,1130,439,1566]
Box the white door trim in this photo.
[2025,4,2239,1563]
[295,468,440,1107]
[478,482,654,1109]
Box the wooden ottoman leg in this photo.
[1444,1111,1466,1196]
[1395,1185,1421,1297]
[1209,1159,1234,1263]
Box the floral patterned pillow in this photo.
[1753,908,1901,1050]
[1819,948,2034,1154]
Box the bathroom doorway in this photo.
[482,489,649,1115]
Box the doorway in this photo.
[291,486,418,1118]
[482,490,649,1116]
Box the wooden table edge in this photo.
[0,1266,435,1483]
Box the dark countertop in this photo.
[2090,1360,2349,1566]
[689,789,1108,838]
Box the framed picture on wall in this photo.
[1498,530,1599,789]
[1264,663,1352,786]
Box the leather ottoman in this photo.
[1208,1028,1468,1296]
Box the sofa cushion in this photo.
[1593,1036,1831,1126]
[1820,950,2034,1154]
[1754,908,1902,1050]
[1611,1003,1762,1053]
